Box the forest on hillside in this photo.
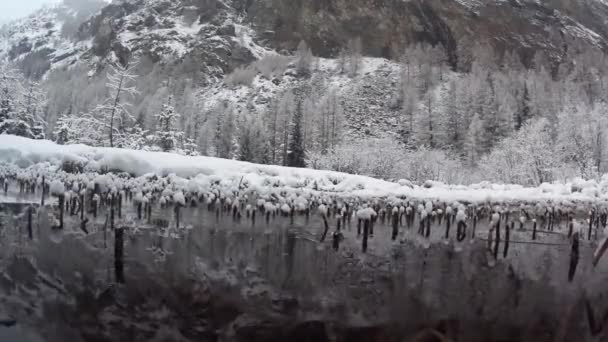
[2,39,608,186]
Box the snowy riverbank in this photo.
[0,135,606,205]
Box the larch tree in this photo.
[296,40,314,77]
[346,37,363,77]
[414,89,440,148]
[94,59,139,147]
[442,80,464,152]
[464,113,484,166]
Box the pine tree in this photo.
[516,83,531,130]
[182,137,200,156]
[0,67,46,139]
[53,114,74,145]
[155,96,183,152]
[237,116,254,162]
[214,103,235,159]
[287,101,306,167]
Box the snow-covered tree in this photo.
[345,37,363,77]
[53,114,76,145]
[295,40,314,77]
[442,80,464,152]
[0,65,46,139]
[287,101,306,167]
[515,83,532,130]
[464,114,484,166]
[94,60,139,147]
[214,103,236,159]
[556,103,608,178]
[414,89,441,148]
[154,96,183,152]
[479,118,557,185]
[52,113,105,146]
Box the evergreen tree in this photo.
[516,83,531,130]
[155,96,183,152]
[237,117,254,162]
[182,137,200,156]
[287,101,306,167]
[214,103,235,159]
[0,67,47,139]
[53,114,73,145]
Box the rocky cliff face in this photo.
[3,0,608,78]
[240,0,608,69]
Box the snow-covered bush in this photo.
[308,138,466,184]
[255,54,291,80]
[478,118,557,186]
[402,146,465,184]
[224,67,257,87]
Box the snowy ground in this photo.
[0,135,606,206]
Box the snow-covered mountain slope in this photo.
[1,135,606,205]
[0,5,83,77]
[0,1,107,78]
[4,0,608,79]
[199,57,405,139]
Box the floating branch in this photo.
[593,236,608,267]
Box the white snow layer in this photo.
[1,135,608,204]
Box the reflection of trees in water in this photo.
[1,203,608,341]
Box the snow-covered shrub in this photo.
[255,54,291,80]
[308,138,465,184]
[478,118,557,186]
[402,146,465,184]
[224,67,257,87]
[307,143,364,176]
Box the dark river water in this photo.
[1,192,608,341]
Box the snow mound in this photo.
[1,135,607,204]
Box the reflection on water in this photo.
[0,325,44,342]
[1,194,608,341]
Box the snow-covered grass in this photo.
[1,135,607,206]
